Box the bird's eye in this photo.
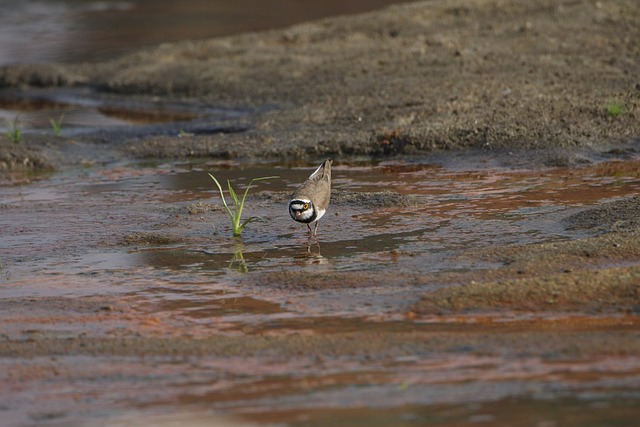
[303,203,309,210]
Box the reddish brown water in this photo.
[2,158,640,426]
[0,160,640,425]
[6,159,638,287]
[2,2,639,424]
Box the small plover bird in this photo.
[288,159,333,237]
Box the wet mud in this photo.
[1,0,640,426]
[1,0,640,173]
[2,157,640,426]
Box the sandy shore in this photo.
[1,1,639,425]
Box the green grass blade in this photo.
[225,180,243,234]
[240,216,265,229]
[227,180,239,206]
[208,173,278,237]
[49,114,64,137]
[5,116,22,144]
[208,173,234,220]
[239,183,254,215]
[235,176,278,234]
[240,176,279,210]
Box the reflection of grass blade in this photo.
[230,242,248,273]
[208,173,278,237]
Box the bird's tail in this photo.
[309,158,332,180]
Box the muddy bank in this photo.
[2,161,640,426]
[1,0,639,172]
[413,262,640,315]
[2,2,640,425]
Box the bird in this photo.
[288,158,333,237]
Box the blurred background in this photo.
[0,0,411,66]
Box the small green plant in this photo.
[178,129,194,137]
[49,114,65,137]
[208,173,278,237]
[606,100,624,118]
[5,116,22,143]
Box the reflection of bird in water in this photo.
[288,159,332,237]
[293,241,328,265]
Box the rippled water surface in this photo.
[2,158,640,303]
[2,157,640,426]
[2,2,639,425]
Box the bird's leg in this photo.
[313,222,319,237]
[307,223,312,235]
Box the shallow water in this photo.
[2,2,639,424]
[0,0,411,66]
[1,0,412,134]
[2,158,640,302]
[2,157,640,426]
[0,87,250,137]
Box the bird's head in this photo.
[289,198,315,223]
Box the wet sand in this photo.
[1,0,640,425]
